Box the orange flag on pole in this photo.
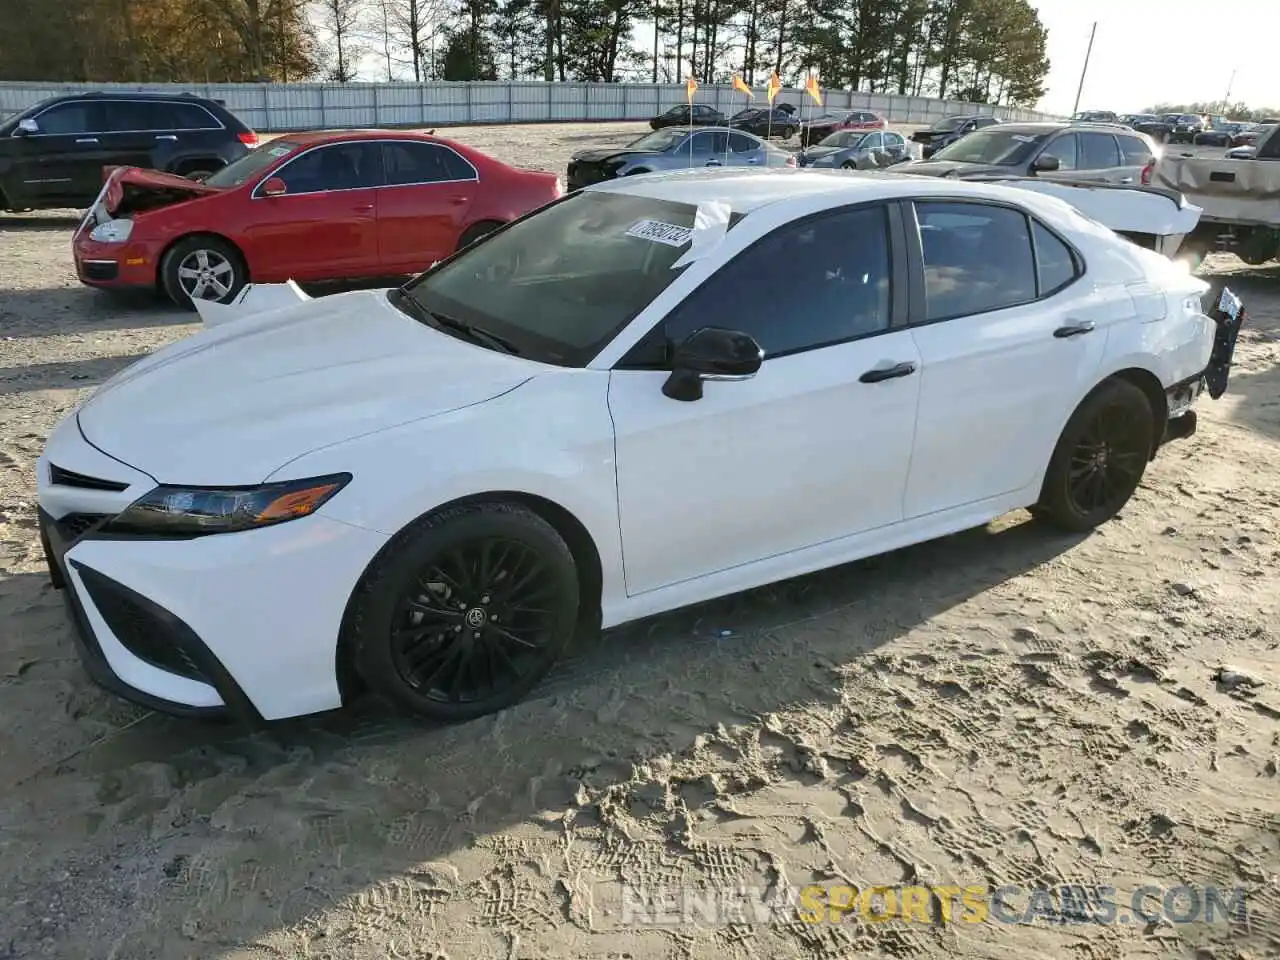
[686,75,699,103]
[804,74,823,107]
[732,74,753,99]
[766,71,782,104]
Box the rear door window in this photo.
[1118,135,1152,165]
[382,141,476,184]
[916,201,1037,320]
[103,100,178,132]
[1078,132,1121,169]
[1040,133,1079,170]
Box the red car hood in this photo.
[99,166,222,217]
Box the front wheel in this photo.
[454,220,503,253]
[159,235,247,310]
[1035,378,1155,532]
[350,502,581,722]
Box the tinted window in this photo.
[33,102,98,135]
[169,101,221,129]
[103,100,178,131]
[916,202,1036,321]
[404,191,700,365]
[382,141,475,184]
[728,132,757,153]
[884,132,905,147]
[663,205,892,356]
[1033,221,1078,296]
[274,142,382,193]
[690,131,728,154]
[1118,135,1152,165]
[1040,133,1079,170]
[864,132,884,148]
[1078,132,1120,168]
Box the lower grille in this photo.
[81,260,119,281]
[77,567,207,683]
[57,513,110,541]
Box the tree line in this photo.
[0,0,1050,107]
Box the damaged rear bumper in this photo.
[1159,285,1247,451]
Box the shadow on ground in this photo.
[0,511,1085,954]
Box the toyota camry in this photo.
[37,167,1245,725]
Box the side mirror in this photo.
[14,118,38,137]
[662,327,763,402]
[260,177,287,197]
[1032,154,1061,173]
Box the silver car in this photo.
[566,126,795,190]
[798,129,910,169]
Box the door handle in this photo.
[75,137,99,144]
[155,134,178,141]
[352,203,375,213]
[446,196,467,205]
[859,361,917,383]
[1053,321,1096,338]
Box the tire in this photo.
[159,235,247,310]
[841,160,857,170]
[183,169,216,182]
[454,220,503,253]
[1035,378,1156,533]
[349,501,581,723]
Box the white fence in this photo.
[0,80,1054,132]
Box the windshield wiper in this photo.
[388,290,521,355]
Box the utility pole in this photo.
[1224,67,1237,107]
[1072,22,1097,115]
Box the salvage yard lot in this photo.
[1,121,1278,959]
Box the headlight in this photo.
[89,218,134,243]
[101,473,351,537]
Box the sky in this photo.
[1029,0,1280,114]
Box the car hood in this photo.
[799,146,846,164]
[76,289,539,485]
[895,160,1007,178]
[571,147,658,163]
[99,165,223,216]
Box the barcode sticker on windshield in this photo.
[1011,135,1037,143]
[626,219,693,247]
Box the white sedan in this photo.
[36,168,1245,724]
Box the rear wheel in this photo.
[350,502,580,722]
[1035,378,1155,532]
[454,220,504,253]
[160,235,247,310]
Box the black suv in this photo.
[0,91,258,212]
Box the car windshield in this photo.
[818,130,864,147]
[203,141,297,188]
[397,191,705,366]
[929,129,1047,165]
[928,117,966,132]
[626,128,689,151]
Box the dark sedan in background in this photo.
[728,107,799,140]
[1194,122,1257,148]
[1127,114,1180,143]
[798,129,910,168]
[911,114,1002,158]
[649,104,726,129]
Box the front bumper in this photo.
[72,236,161,290]
[35,426,390,722]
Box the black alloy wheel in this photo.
[1036,378,1155,532]
[391,539,561,703]
[351,502,580,722]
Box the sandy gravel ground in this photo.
[1,122,1278,960]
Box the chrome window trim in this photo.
[249,138,480,200]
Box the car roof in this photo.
[52,90,219,103]
[583,166,1076,218]
[269,128,455,146]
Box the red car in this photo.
[800,110,887,146]
[72,130,564,309]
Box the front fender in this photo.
[293,372,629,618]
